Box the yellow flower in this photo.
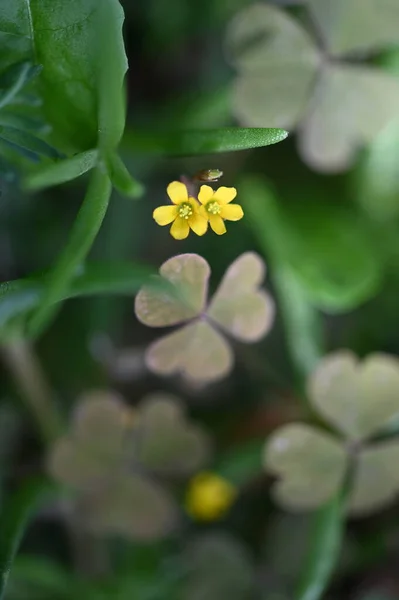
[198,185,244,235]
[185,471,237,521]
[153,181,208,240]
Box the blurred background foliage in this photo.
[2,1,399,599]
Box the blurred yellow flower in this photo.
[198,185,244,235]
[185,471,237,521]
[153,181,208,240]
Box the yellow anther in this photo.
[178,203,193,219]
[206,200,221,215]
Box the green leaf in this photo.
[0,479,55,600]
[0,262,164,330]
[106,153,144,198]
[28,165,112,338]
[0,125,61,161]
[241,175,382,313]
[2,0,127,153]
[24,149,99,191]
[296,488,346,600]
[123,127,288,156]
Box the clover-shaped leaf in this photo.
[264,424,347,511]
[308,351,399,442]
[226,3,399,172]
[135,253,275,383]
[48,390,178,541]
[134,393,211,476]
[182,533,255,600]
[264,351,399,515]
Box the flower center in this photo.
[206,200,221,215]
[178,202,193,219]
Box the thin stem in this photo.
[1,338,62,444]
[28,163,112,339]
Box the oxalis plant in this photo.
[0,2,396,600]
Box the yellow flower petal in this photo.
[153,205,178,226]
[199,205,208,220]
[189,212,208,236]
[209,214,226,235]
[220,203,244,221]
[167,181,188,205]
[198,185,214,204]
[170,217,190,240]
[213,186,237,205]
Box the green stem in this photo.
[1,338,62,443]
[28,164,112,338]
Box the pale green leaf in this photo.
[349,440,399,516]
[307,0,399,55]
[308,352,399,442]
[135,254,210,327]
[207,252,275,342]
[264,423,347,511]
[226,3,319,128]
[299,64,399,172]
[145,321,233,383]
[84,474,177,541]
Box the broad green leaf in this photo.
[0,261,159,330]
[280,201,381,312]
[299,64,399,172]
[134,394,211,476]
[2,0,127,153]
[28,165,112,338]
[123,127,288,156]
[349,441,399,515]
[226,3,319,128]
[308,351,399,442]
[106,152,144,198]
[307,0,399,56]
[0,479,55,600]
[207,252,275,342]
[296,487,346,600]
[145,320,234,383]
[135,254,211,327]
[24,149,99,191]
[0,125,60,161]
[264,424,347,511]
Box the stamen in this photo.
[206,201,221,215]
[178,203,193,219]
